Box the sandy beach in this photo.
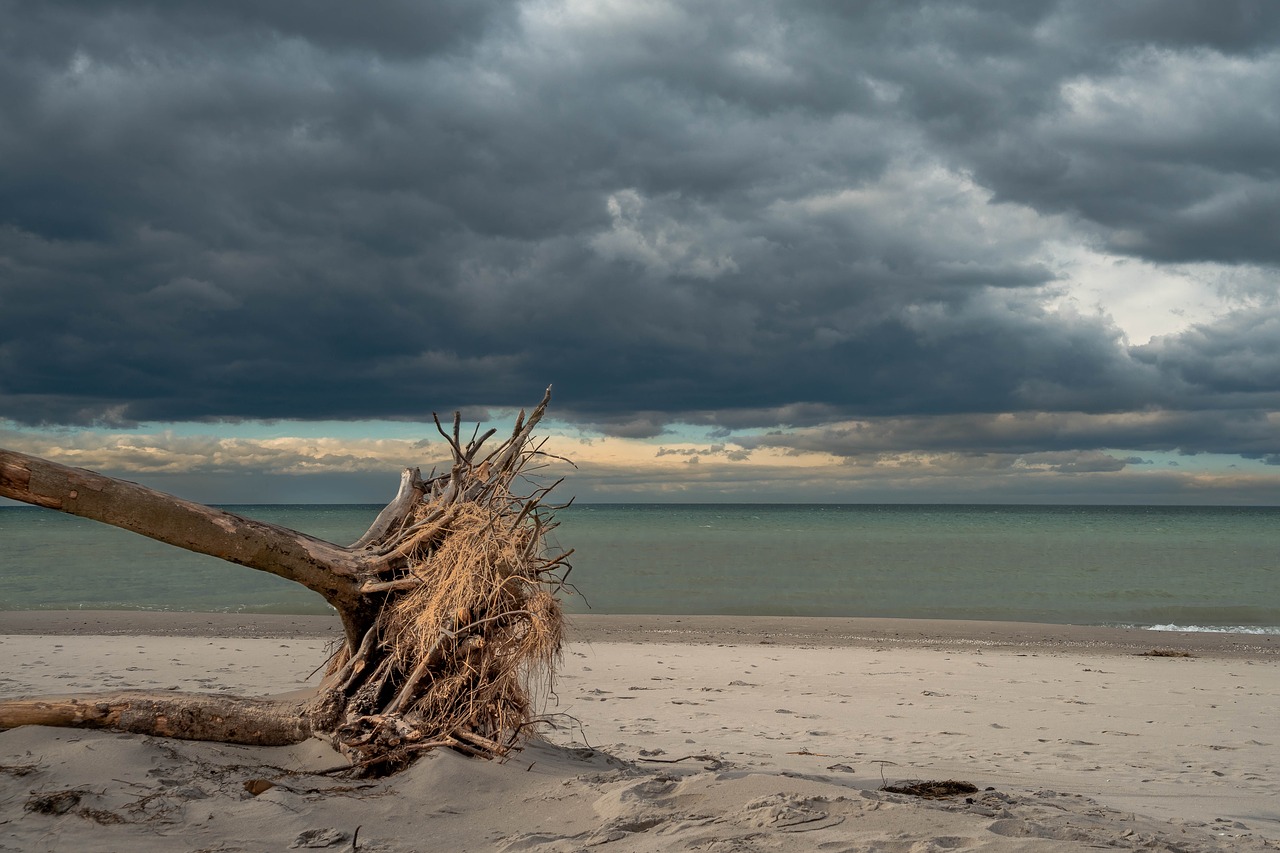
[1,612,1277,851]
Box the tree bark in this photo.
[0,390,570,773]
[0,692,331,745]
[1,449,381,647]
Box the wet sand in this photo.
[4,610,1276,658]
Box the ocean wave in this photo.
[1143,624,1280,635]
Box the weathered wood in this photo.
[351,467,423,550]
[0,450,369,595]
[0,449,381,646]
[0,389,569,773]
[0,692,325,746]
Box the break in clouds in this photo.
[1,0,1279,484]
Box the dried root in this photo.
[0,390,573,777]
[316,389,574,772]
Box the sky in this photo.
[1,0,1279,505]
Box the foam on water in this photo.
[1144,624,1280,635]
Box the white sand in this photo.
[1,616,1277,851]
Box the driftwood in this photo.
[0,390,573,774]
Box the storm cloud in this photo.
[1,0,1278,493]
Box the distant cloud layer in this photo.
[1,0,1278,501]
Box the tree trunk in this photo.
[1,448,379,646]
[0,390,572,774]
[0,693,326,745]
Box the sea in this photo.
[1,504,1277,633]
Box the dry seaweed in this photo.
[882,780,979,799]
[24,789,86,815]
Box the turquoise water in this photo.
[1,504,1277,631]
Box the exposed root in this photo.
[0,390,574,776]
[320,388,573,772]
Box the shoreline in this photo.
[2,609,1277,658]
[3,611,1278,848]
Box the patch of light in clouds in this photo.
[1042,244,1269,345]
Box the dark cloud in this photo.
[1134,310,1280,398]
[956,3,1280,266]
[1050,2,1280,53]
[1,0,1278,472]
[10,1,510,63]
[656,444,752,462]
[737,408,1280,459]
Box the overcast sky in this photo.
[2,0,1279,504]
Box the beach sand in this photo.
[1,612,1277,851]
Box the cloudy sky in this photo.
[2,0,1279,504]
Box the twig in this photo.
[637,754,721,764]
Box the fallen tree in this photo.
[0,390,574,774]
